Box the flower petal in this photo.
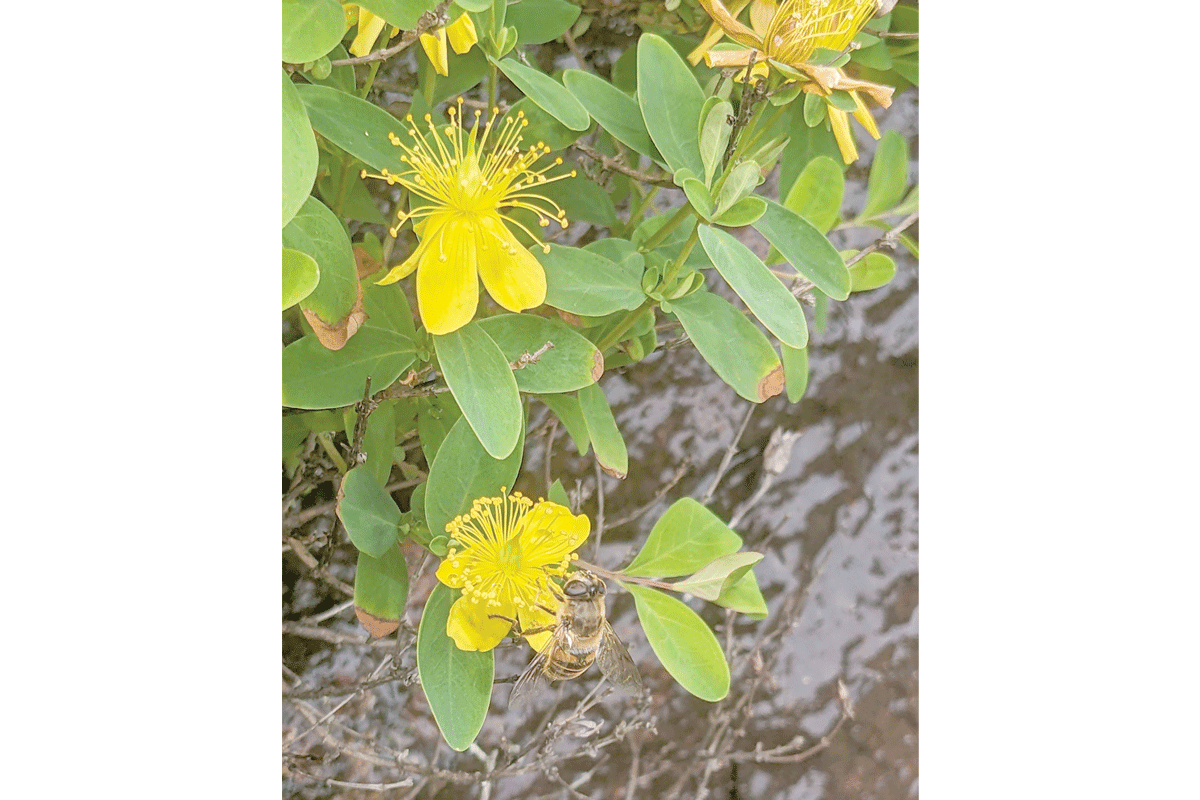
[419,28,449,77]
[446,594,512,651]
[695,0,763,49]
[349,10,387,57]
[417,216,480,334]
[446,14,478,55]
[476,215,546,313]
[850,90,881,140]
[827,105,858,164]
[517,501,589,567]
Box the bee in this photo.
[508,570,642,707]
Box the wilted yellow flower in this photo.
[435,492,589,652]
[363,98,574,335]
[691,0,894,163]
[420,14,479,77]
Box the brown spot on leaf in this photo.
[302,280,366,351]
[556,309,583,328]
[599,462,627,480]
[757,364,785,402]
[353,246,382,279]
[355,606,400,638]
[591,350,605,383]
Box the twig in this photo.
[572,141,675,188]
[284,537,355,596]
[843,212,919,268]
[327,1,453,66]
[346,376,375,470]
[605,458,692,529]
[701,404,755,504]
[592,459,606,560]
[511,341,554,370]
[283,475,425,531]
[562,28,589,72]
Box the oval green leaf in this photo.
[682,177,713,220]
[577,382,627,479]
[753,199,851,301]
[861,130,909,218]
[283,72,318,227]
[433,322,523,460]
[698,98,733,185]
[282,0,345,63]
[417,583,494,751]
[296,83,406,174]
[714,568,768,618]
[712,195,766,228]
[669,289,785,403]
[475,314,603,394]
[338,467,402,557]
[849,251,897,292]
[424,415,524,537]
[493,57,591,131]
[282,195,360,326]
[714,160,761,216]
[625,584,730,702]
[698,225,808,349]
[562,69,661,160]
[624,497,742,578]
[283,247,319,310]
[282,327,417,410]
[538,244,645,315]
[783,155,844,235]
[506,0,581,44]
[534,171,617,227]
[354,542,410,638]
[355,0,440,30]
[669,552,763,600]
[637,34,705,178]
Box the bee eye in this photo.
[564,581,588,597]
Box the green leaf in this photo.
[536,393,590,456]
[493,57,591,130]
[282,0,345,63]
[283,72,318,227]
[282,196,360,328]
[283,248,320,310]
[625,584,729,702]
[424,415,523,536]
[506,96,582,152]
[698,98,733,186]
[538,244,645,315]
[296,84,405,174]
[282,327,417,409]
[417,392,462,465]
[338,467,402,557]
[698,225,808,349]
[714,160,761,217]
[361,279,417,339]
[506,0,581,44]
[780,344,809,404]
[669,290,785,403]
[713,568,767,617]
[417,583,494,751]
[355,0,440,29]
[849,251,897,292]
[535,172,617,227]
[562,69,661,160]
[303,43,356,94]
[637,34,705,178]
[434,322,523,459]
[712,195,766,228]
[475,314,604,394]
[354,542,410,638]
[861,130,909,218]
[547,478,570,508]
[754,199,850,301]
[802,91,827,127]
[669,552,763,600]
[577,382,627,480]
[782,155,844,234]
[358,399,397,485]
[681,177,713,220]
[316,153,387,226]
[624,497,742,577]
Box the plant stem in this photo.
[637,203,692,253]
[574,559,676,592]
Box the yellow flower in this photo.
[420,14,479,77]
[691,0,894,163]
[435,491,590,652]
[363,98,574,335]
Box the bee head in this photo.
[562,571,605,599]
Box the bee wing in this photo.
[508,638,557,709]
[596,622,642,693]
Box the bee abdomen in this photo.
[543,650,595,681]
